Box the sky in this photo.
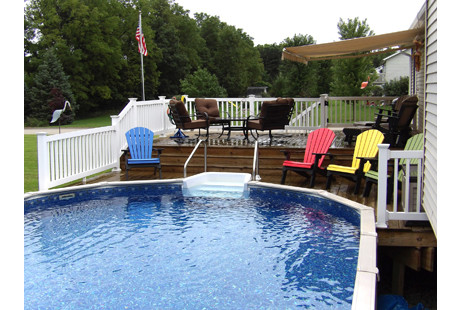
[175,0,425,45]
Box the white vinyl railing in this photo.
[375,144,427,228]
[37,126,118,191]
[37,97,175,190]
[36,95,404,191]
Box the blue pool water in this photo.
[24,184,360,309]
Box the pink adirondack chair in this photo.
[280,128,336,187]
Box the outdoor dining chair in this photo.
[247,98,294,142]
[123,127,163,180]
[373,96,418,147]
[169,99,210,141]
[343,95,418,146]
[194,98,230,138]
[280,128,336,187]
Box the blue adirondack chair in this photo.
[123,127,163,180]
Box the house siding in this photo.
[384,52,412,82]
[423,0,437,236]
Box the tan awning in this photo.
[282,28,424,64]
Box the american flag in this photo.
[136,26,148,56]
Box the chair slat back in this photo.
[398,133,424,181]
[399,133,424,165]
[352,129,384,172]
[304,128,336,167]
[392,98,418,130]
[126,127,154,160]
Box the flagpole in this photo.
[139,11,145,101]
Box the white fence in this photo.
[36,95,404,192]
[37,127,118,191]
[375,144,428,228]
[37,97,175,191]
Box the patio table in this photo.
[213,116,257,140]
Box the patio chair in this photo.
[280,128,336,187]
[363,133,424,197]
[373,96,418,147]
[247,98,295,142]
[326,129,384,194]
[123,127,163,180]
[169,99,210,141]
[343,95,418,146]
[354,95,416,127]
[194,98,230,138]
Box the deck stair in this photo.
[121,141,356,185]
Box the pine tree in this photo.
[26,49,76,125]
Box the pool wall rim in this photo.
[248,181,378,310]
[24,178,378,310]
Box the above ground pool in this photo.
[24,177,377,309]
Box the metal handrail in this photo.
[252,141,261,181]
[184,139,207,178]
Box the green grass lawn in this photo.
[24,135,38,193]
[61,114,113,128]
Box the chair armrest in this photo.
[122,148,129,154]
[356,156,377,161]
[374,112,393,118]
[195,111,209,120]
[356,156,378,174]
[312,152,334,160]
[247,113,261,120]
[312,152,334,168]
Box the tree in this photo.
[382,77,409,96]
[24,0,133,114]
[330,18,376,96]
[278,34,320,97]
[180,68,227,98]
[257,43,283,86]
[26,49,76,125]
[195,13,264,97]
[144,0,203,97]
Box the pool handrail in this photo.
[184,139,207,178]
[252,141,261,181]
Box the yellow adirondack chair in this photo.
[326,129,384,194]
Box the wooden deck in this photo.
[78,129,436,298]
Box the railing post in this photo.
[111,115,121,172]
[37,132,49,191]
[376,144,391,228]
[248,94,256,116]
[320,94,328,128]
[128,98,138,128]
[158,96,167,137]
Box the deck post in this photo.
[248,95,256,116]
[320,94,328,128]
[37,132,50,191]
[111,115,121,172]
[158,96,167,137]
[376,144,391,228]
